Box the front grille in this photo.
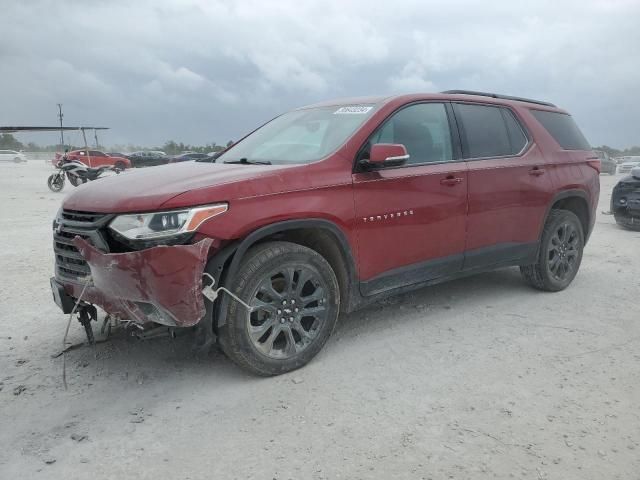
[54,209,113,281]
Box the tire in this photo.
[520,209,584,292]
[47,173,65,192]
[13,157,22,163]
[218,241,340,376]
[114,161,126,171]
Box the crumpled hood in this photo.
[63,162,296,213]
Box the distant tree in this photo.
[0,134,24,150]
[593,145,621,156]
[226,140,234,148]
[593,145,640,158]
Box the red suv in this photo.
[51,91,599,375]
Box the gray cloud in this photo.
[1,0,639,148]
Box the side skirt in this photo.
[356,242,538,307]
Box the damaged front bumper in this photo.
[51,237,213,327]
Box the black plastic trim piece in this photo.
[462,242,538,270]
[543,189,593,243]
[360,254,463,296]
[360,242,538,297]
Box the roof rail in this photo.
[441,90,556,107]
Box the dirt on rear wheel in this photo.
[217,241,340,376]
[520,209,584,292]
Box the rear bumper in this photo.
[53,237,213,327]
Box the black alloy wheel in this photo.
[218,241,340,376]
[520,209,584,291]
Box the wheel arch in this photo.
[543,190,591,242]
[207,219,358,330]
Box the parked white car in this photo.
[617,156,640,175]
[0,150,27,163]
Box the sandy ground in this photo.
[0,160,638,480]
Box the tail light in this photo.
[586,157,601,173]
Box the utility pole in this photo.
[57,104,64,149]
[94,129,99,148]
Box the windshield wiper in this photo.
[223,157,271,165]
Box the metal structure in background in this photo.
[57,103,64,147]
[0,126,109,153]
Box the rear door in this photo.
[453,102,554,270]
[352,102,468,295]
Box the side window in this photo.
[368,103,454,165]
[502,109,528,154]
[89,150,105,157]
[530,110,590,150]
[455,103,516,158]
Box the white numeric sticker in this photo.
[334,106,373,115]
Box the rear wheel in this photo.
[13,157,22,163]
[218,241,340,376]
[114,161,126,171]
[520,209,584,291]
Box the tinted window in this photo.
[455,103,516,158]
[530,110,590,150]
[89,150,105,157]
[502,110,528,154]
[369,103,453,165]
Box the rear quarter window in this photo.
[530,110,591,150]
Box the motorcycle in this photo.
[47,157,121,192]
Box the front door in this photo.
[352,102,468,296]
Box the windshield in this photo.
[217,105,377,164]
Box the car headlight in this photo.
[109,203,228,240]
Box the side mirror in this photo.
[364,143,409,168]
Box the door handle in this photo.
[529,167,546,176]
[440,176,463,186]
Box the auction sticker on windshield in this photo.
[334,106,373,114]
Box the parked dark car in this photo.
[611,166,640,230]
[594,150,617,175]
[169,152,210,163]
[127,151,169,167]
[51,90,599,375]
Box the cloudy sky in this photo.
[1,0,639,148]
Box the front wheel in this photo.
[47,173,65,192]
[14,157,22,163]
[520,209,584,291]
[218,241,340,376]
